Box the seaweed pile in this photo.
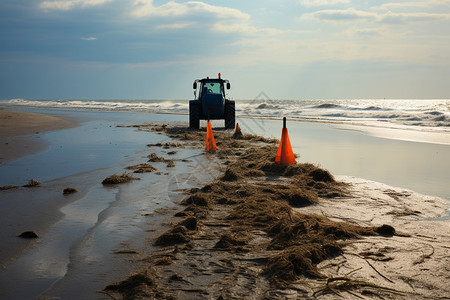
[102,173,139,185]
[156,141,382,284]
[105,124,399,299]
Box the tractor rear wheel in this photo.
[225,101,235,129]
[189,102,200,129]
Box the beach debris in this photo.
[148,152,167,162]
[174,211,191,218]
[283,189,318,207]
[147,153,175,168]
[147,142,184,148]
[232,122,243,139]
[63,187,78,195]
[265,243,342,280]
[230,199,378,283]
[104,270,172,300]
[178,216,198,231]
[126,163,158,173]
[154,225,190,246]
[220,166,241,181]
[107,124,413,298]
[214,232,247,249]
[158,124,168,131]
[154,256,174,266]
[313,277,400,298]
[114,249,139,255]
[0,185,19,190]
[154,217,200,246]
[23,179,41,188]
[147,142,162,147]
[102,173,139,185]
[275,117,296,165]
[181,193,211,207]
[18,231,39,239]
[172,141,374,285]
[376,224,396,236]
[163,142,183,149]
[359,249,394,262]
[309,168,335,183]
[205,120,217,153]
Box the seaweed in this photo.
[63,187,78,195]
[154,226,190,246]
[18,231,39,239]
[106,124,404,298]
[104,270,174,300]
[23,179,40,187]
[102,173,139,185]
[214,232,248,249]
[181,193,211,207]
[154,217,199,246]
[126,163,157,173]
[0,185,19,190]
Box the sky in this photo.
[1,0,450,100]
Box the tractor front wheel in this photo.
[189,102,200,129]
[224,101,235,129]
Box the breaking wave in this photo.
[1,98,449,131]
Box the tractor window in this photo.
[202,82,223,95]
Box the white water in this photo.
[2,98,449,134]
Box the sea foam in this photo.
[1,98,449,132]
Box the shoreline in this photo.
[1,108,448,200]
[1,105,448,145]
[1,108,449,201]
[0,109,79,164]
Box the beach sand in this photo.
[0,109,78,164]
[0,112,448,299]
[101,124,449,299]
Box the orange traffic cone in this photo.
[275,117,296,164]
[232,122,243,138]
[205,120,217,153]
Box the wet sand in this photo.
[0,118,225,299]
[0,109,78,164]
[0,111,448,299]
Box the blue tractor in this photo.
[189,73,235,129]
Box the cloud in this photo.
[299,0,350,7]
[39,0,112,11]
[155,22,196,29]
[81,36,97,40]
[303,8,377,21]
[212,23,257,35]
[374,0,450,11]
[303,7,450,23]
[353,28,381,37]
[131,0,249,20]
[212,23,282,37]
[380,11,450,23]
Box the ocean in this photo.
[2,98,449,133]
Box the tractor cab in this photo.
[189,73,235,129]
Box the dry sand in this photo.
[0,109,78,163]
[102,124,449,300]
